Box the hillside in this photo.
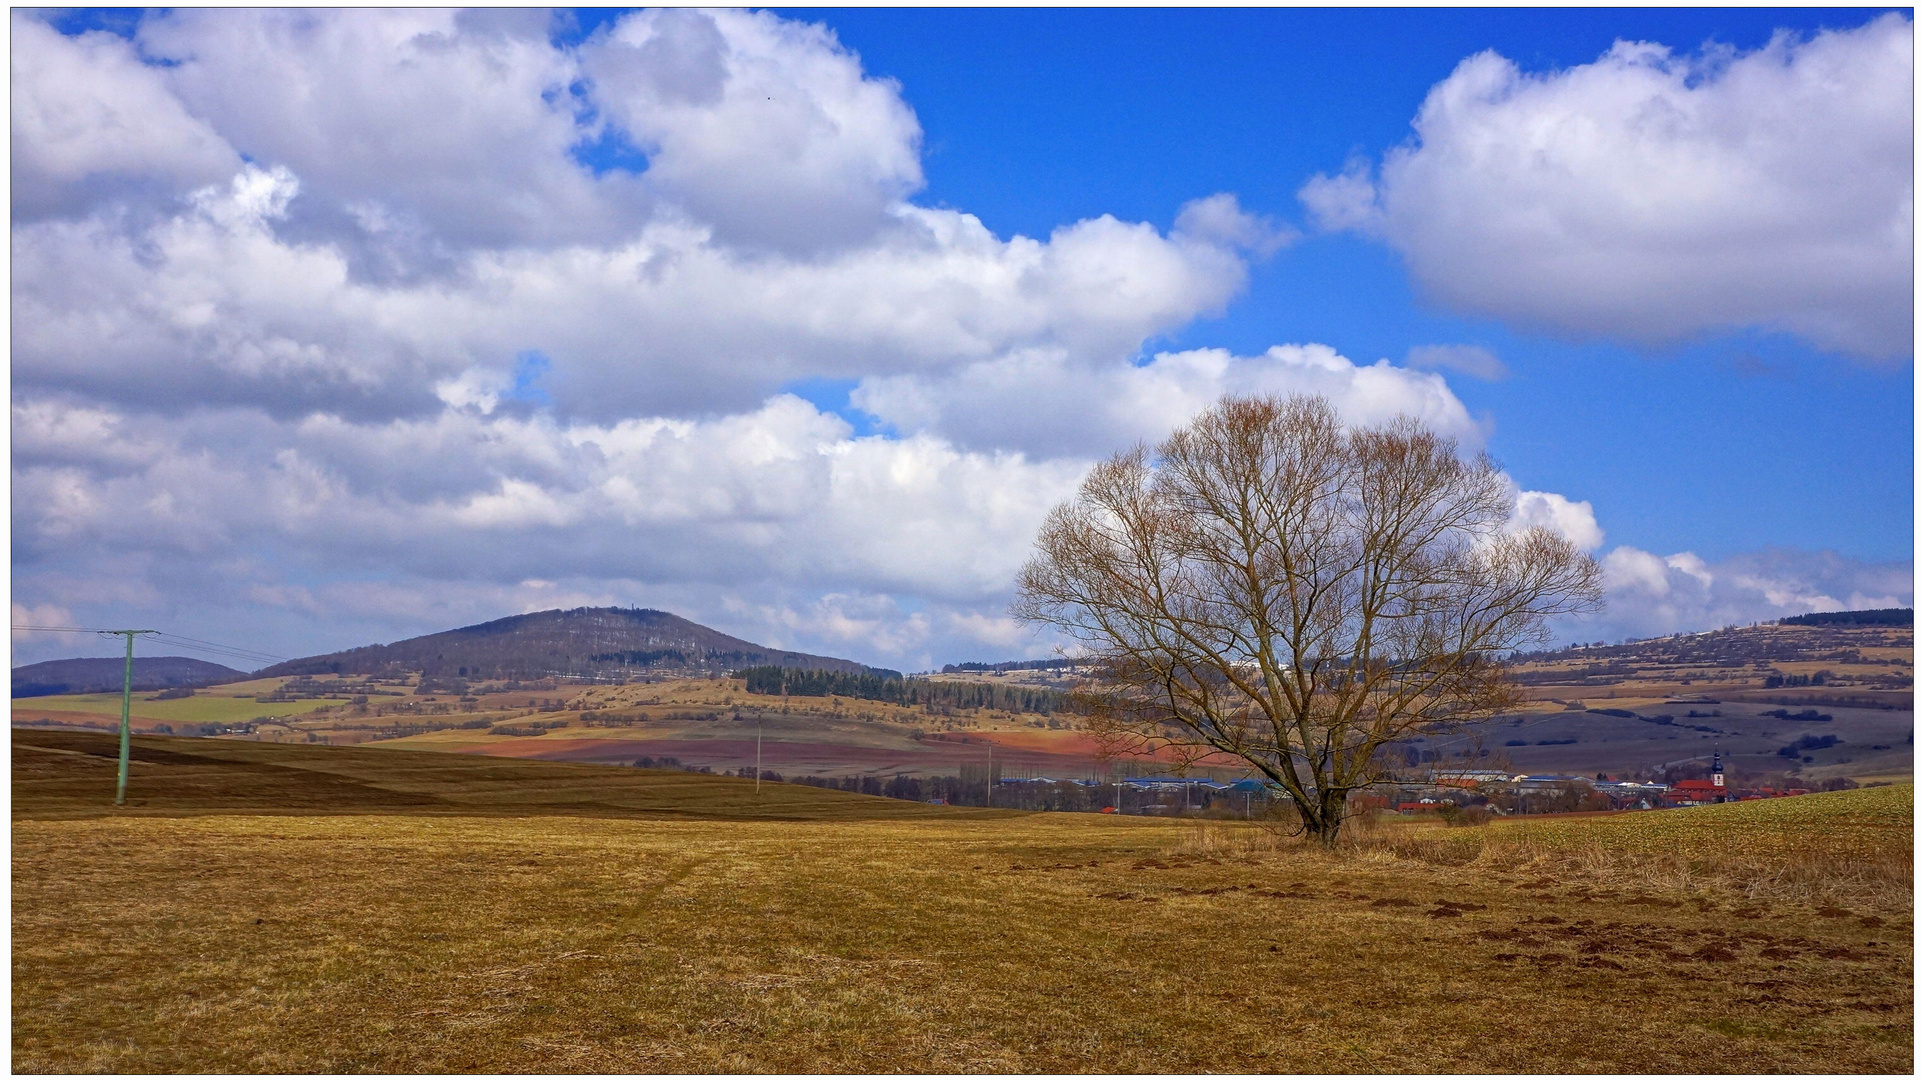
[1510,615,1914,708]
[255,606,888,682]
[11,656,247,698]
[14,609,1911,790]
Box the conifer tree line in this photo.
[736,666,1074,715]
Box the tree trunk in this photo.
[1307,794,1347,847]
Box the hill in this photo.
[1475,618,1913,786]
[11,656,247,698]
[1511,617,1913,703]
[1781,606,1913,628]
[255,606,890,682]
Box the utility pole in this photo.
[100,629,159,806]
[756,720,763,794]
[985,743,993,808]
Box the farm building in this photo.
[1428,769,1513,787]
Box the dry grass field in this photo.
[12,730,1912,1073]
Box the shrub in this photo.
[1442,804,1492,827]
[1779,734,1840,757]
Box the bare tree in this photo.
[1014,394,1602,845]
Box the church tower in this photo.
[1711,749,1726,800]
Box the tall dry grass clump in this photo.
[1172,785,1914,909]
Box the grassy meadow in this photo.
[12,731,1913,1073]
[12,689,354,727]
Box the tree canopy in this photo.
[1014,394,1602,844]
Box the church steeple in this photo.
[1711,749,1725,798]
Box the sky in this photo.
[10,7,1915,673]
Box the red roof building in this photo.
[1666,752,1732,805]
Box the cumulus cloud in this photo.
[13,8,1264,422]
[3,8,1634,673]
[8,359,1529,671]
[137,8,634,253]
[853,343,1480,457]
[10,13,241,220]
[1171,192,1297,257]
[9,393,1094,667]
[1509,490,1604,552]
[1563,546,1914,642]
[1406,344,1508,381]
[580,8,924,252]
[12,169,1257,424]
[1303,14,1914,359]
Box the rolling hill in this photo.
[254,606,892,682]
[11,656,248,698]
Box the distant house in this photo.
[1429,769,1512,786]
[1664,781,1727,806]
[1122,776,1229,791]
[1511,774,1589,790]
[1592,780,1665,795]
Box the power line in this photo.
[148,633,287,667]
[12,625,295,806]
[12,625,289,667]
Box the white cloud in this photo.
[138,8,633,253]
[12,169,1257,424]
[1,8,1696,675]
[10,369,1573,671]
[1304,14,1914,359]
[9,394,1091,667]
[1570,545,1914,640]
[853,343,1481,457]
[580,8,923,252]
[11,602,79,646]
[12,9,1262,428]
[10,13,241,219]
[1172,192,1296,257]
[1406,344,1508,381]
[1510,490,1604,552]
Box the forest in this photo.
[736,666,1073,715]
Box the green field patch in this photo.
[12,691,350,725]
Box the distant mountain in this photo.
[12,656,248,698]
[255,606,892,682]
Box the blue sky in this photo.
[10,7,1914,670]
[807,6,1913,564]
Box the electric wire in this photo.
[148,632,288,667]
[11,625,289,669]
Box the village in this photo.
[920,748,1852,818]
